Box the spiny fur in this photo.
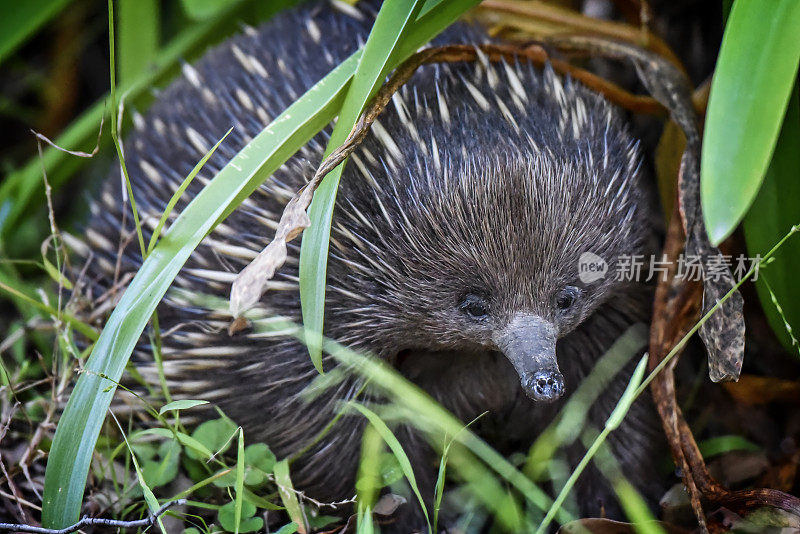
[71,0,660,522]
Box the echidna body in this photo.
[76,1,659,523]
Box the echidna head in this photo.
[328,67,647,404]
[332,149,645,404]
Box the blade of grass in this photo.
[299,0,481,369]
[356,425,383,533]
[41,49,362,528]
[108,0,146,258]
[300,0,426,370]
[350,403,432,532]
[701,0,800,244]
[274,459,306,534]
[147,128,232,254]
[235,427,245,534]
[536,354,648,534]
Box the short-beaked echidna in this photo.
[73,0,661,524]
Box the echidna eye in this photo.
[459,294,489,319]
[555,286,580,311]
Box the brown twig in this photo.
[0,499,185,533]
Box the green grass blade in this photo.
[147,128,232,254]
[536,355,648,534]
[0,280,97,341]
[41,51,360,528]
[315,334,561,522]
[350,403,432,531]
[274,460,306,533]
[743,87,800,355]
[299,0,481,369]
[235,427,245,534]
[118,0,160,85]
[701,0,800,244]
[0,0,70,65]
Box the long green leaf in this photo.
[118,0,160,84]
[299,0,481,369]
[274,460,306,534]
[41,51,361,528]
[743,86,800,354]
[235,428,245,534]
[350,403,432,532]
[300,0,426,371]
[701,0,800,244]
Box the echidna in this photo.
[73,0,661,526]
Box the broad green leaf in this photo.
[187,417,237,461]
[218,501,263,533]
[118,0,159,84]
[244,443,276,473]
[701,0,800,244]
[159,399,210,415]
[41,51,361,528]
[141,440,181,488]
[743,87,800,355]
[299,0,482,369]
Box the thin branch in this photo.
[0,499,185,534]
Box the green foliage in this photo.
[118,0,160,84]
[701,0,800,244]
[743,89,800,355]
[0,0,71,65]
[13,0,798,531]
[186,417,237,461]
[127,418,280,533]
[697,434,760,458]
[41,38,360,530]
[218,501,263,533]
[159,399,210,415]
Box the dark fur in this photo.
[73,1,662,528]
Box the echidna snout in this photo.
[492,314,565,402]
